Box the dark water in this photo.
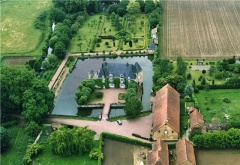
[51,56,153,116]
[109,108,125,118]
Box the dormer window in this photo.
[120,74,124,78]
[109,73,113,77]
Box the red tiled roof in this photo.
[189,107,204,130]
[153,84,180,133]
[147,139,169,165]
[176,138,196,165]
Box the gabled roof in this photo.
[189,107,204,130]
[176,138,196,165]
[151,27,158,35]
[153,84,180,133]
[147,139,169,165]
[98,62,142,79]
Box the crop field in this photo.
[161,0,240,59]
[1,56,34,66]
[0,0,52,55]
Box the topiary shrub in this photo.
[95,92,103,99]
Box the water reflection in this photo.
[51,56,153,117]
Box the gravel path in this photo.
[48,113,153,141]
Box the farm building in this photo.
[152,84,180,140]
[188,107,204,132]
[151,27,158,45]
[176,138,196,165]
[146,139,169,165]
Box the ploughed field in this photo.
[161,0,240,59]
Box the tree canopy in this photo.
[0,127,10,152]
[49,126,94,156]
[1,67,54,123]
[124,81,142,118]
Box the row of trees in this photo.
[75,79,95,105]
[49,126,94,156]
[192,128,240,149]
[124,81,142,118]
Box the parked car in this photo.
[117,120,122,125]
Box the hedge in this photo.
[102,132,152,147]
[97,133,104,165]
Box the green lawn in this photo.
[1,0,52,55]
[1,126,34,165]
[69,14,104,53]
[195,89,240,123]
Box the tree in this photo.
[136,0,145,12]
[148,10,160,28]
[176,56,187,76]
[124,95,142,118]
[50,8,66,23]
[22,81,54,123]
[25,121,42,137]
[187,73,192,80]
[209,65,216,76]
[184,84,194,97]
[126,2,141,15]
[0,127,10,152]
[144,0,156,14]
[49,127,94,156]
[54,41,66,59]
[1,67,35,113]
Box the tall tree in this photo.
[126,2,141,15]
[1,67,35,113]
[49,127,93,156]
[144,0,156,14]
[124,95,142,118]
[0,127,10,152]
[176,56,187,76]
[22,81,54,123]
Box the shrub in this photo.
[102,132,151,147]
[97,38,102,43]
[133,38,138,43]
[202,70,206,74]
[222,97,231,103]
[105,41,109,45]
[187,73,192,80]
[96,43,100,47]
[95,92,103,99]
[23,143,43,164]
[25,121,42,137]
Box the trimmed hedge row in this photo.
[97,133,103,165]
[102,132,152,147]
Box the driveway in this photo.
[48,113,153,141]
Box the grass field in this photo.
[161,0,240,59]
[195,89,240,123]
[1,126,34,165]
[1,0,52,55]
